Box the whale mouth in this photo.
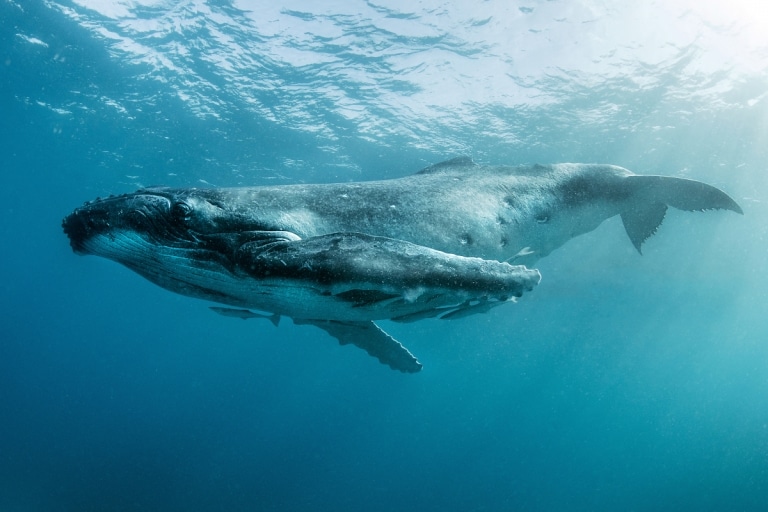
[63,194,175,255]
[62,209,95,254]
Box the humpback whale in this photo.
[62,157,742,372]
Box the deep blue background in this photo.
[2,1,767,511]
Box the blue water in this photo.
[2,1,768,510]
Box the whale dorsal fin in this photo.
[416,156,475,174]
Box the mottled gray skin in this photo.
[132,157,741,265]
[62,156,744,319]
[158,158,580,265]
[62,157,742,372]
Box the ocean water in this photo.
[2,1,767,510]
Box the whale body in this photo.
[62,157,742,372]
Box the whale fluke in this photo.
[621,175,743,252]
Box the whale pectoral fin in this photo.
[620,202,668,254]
[439,299,507,320]
[209,306,280,326]
[294,319,423,373]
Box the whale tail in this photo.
[621,175,743,253]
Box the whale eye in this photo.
[535,212,550,224]
[171,202,192,222]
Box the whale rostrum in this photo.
[62,158,742,372]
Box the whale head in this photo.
[61,187,300,305]
[62,187,540,324]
